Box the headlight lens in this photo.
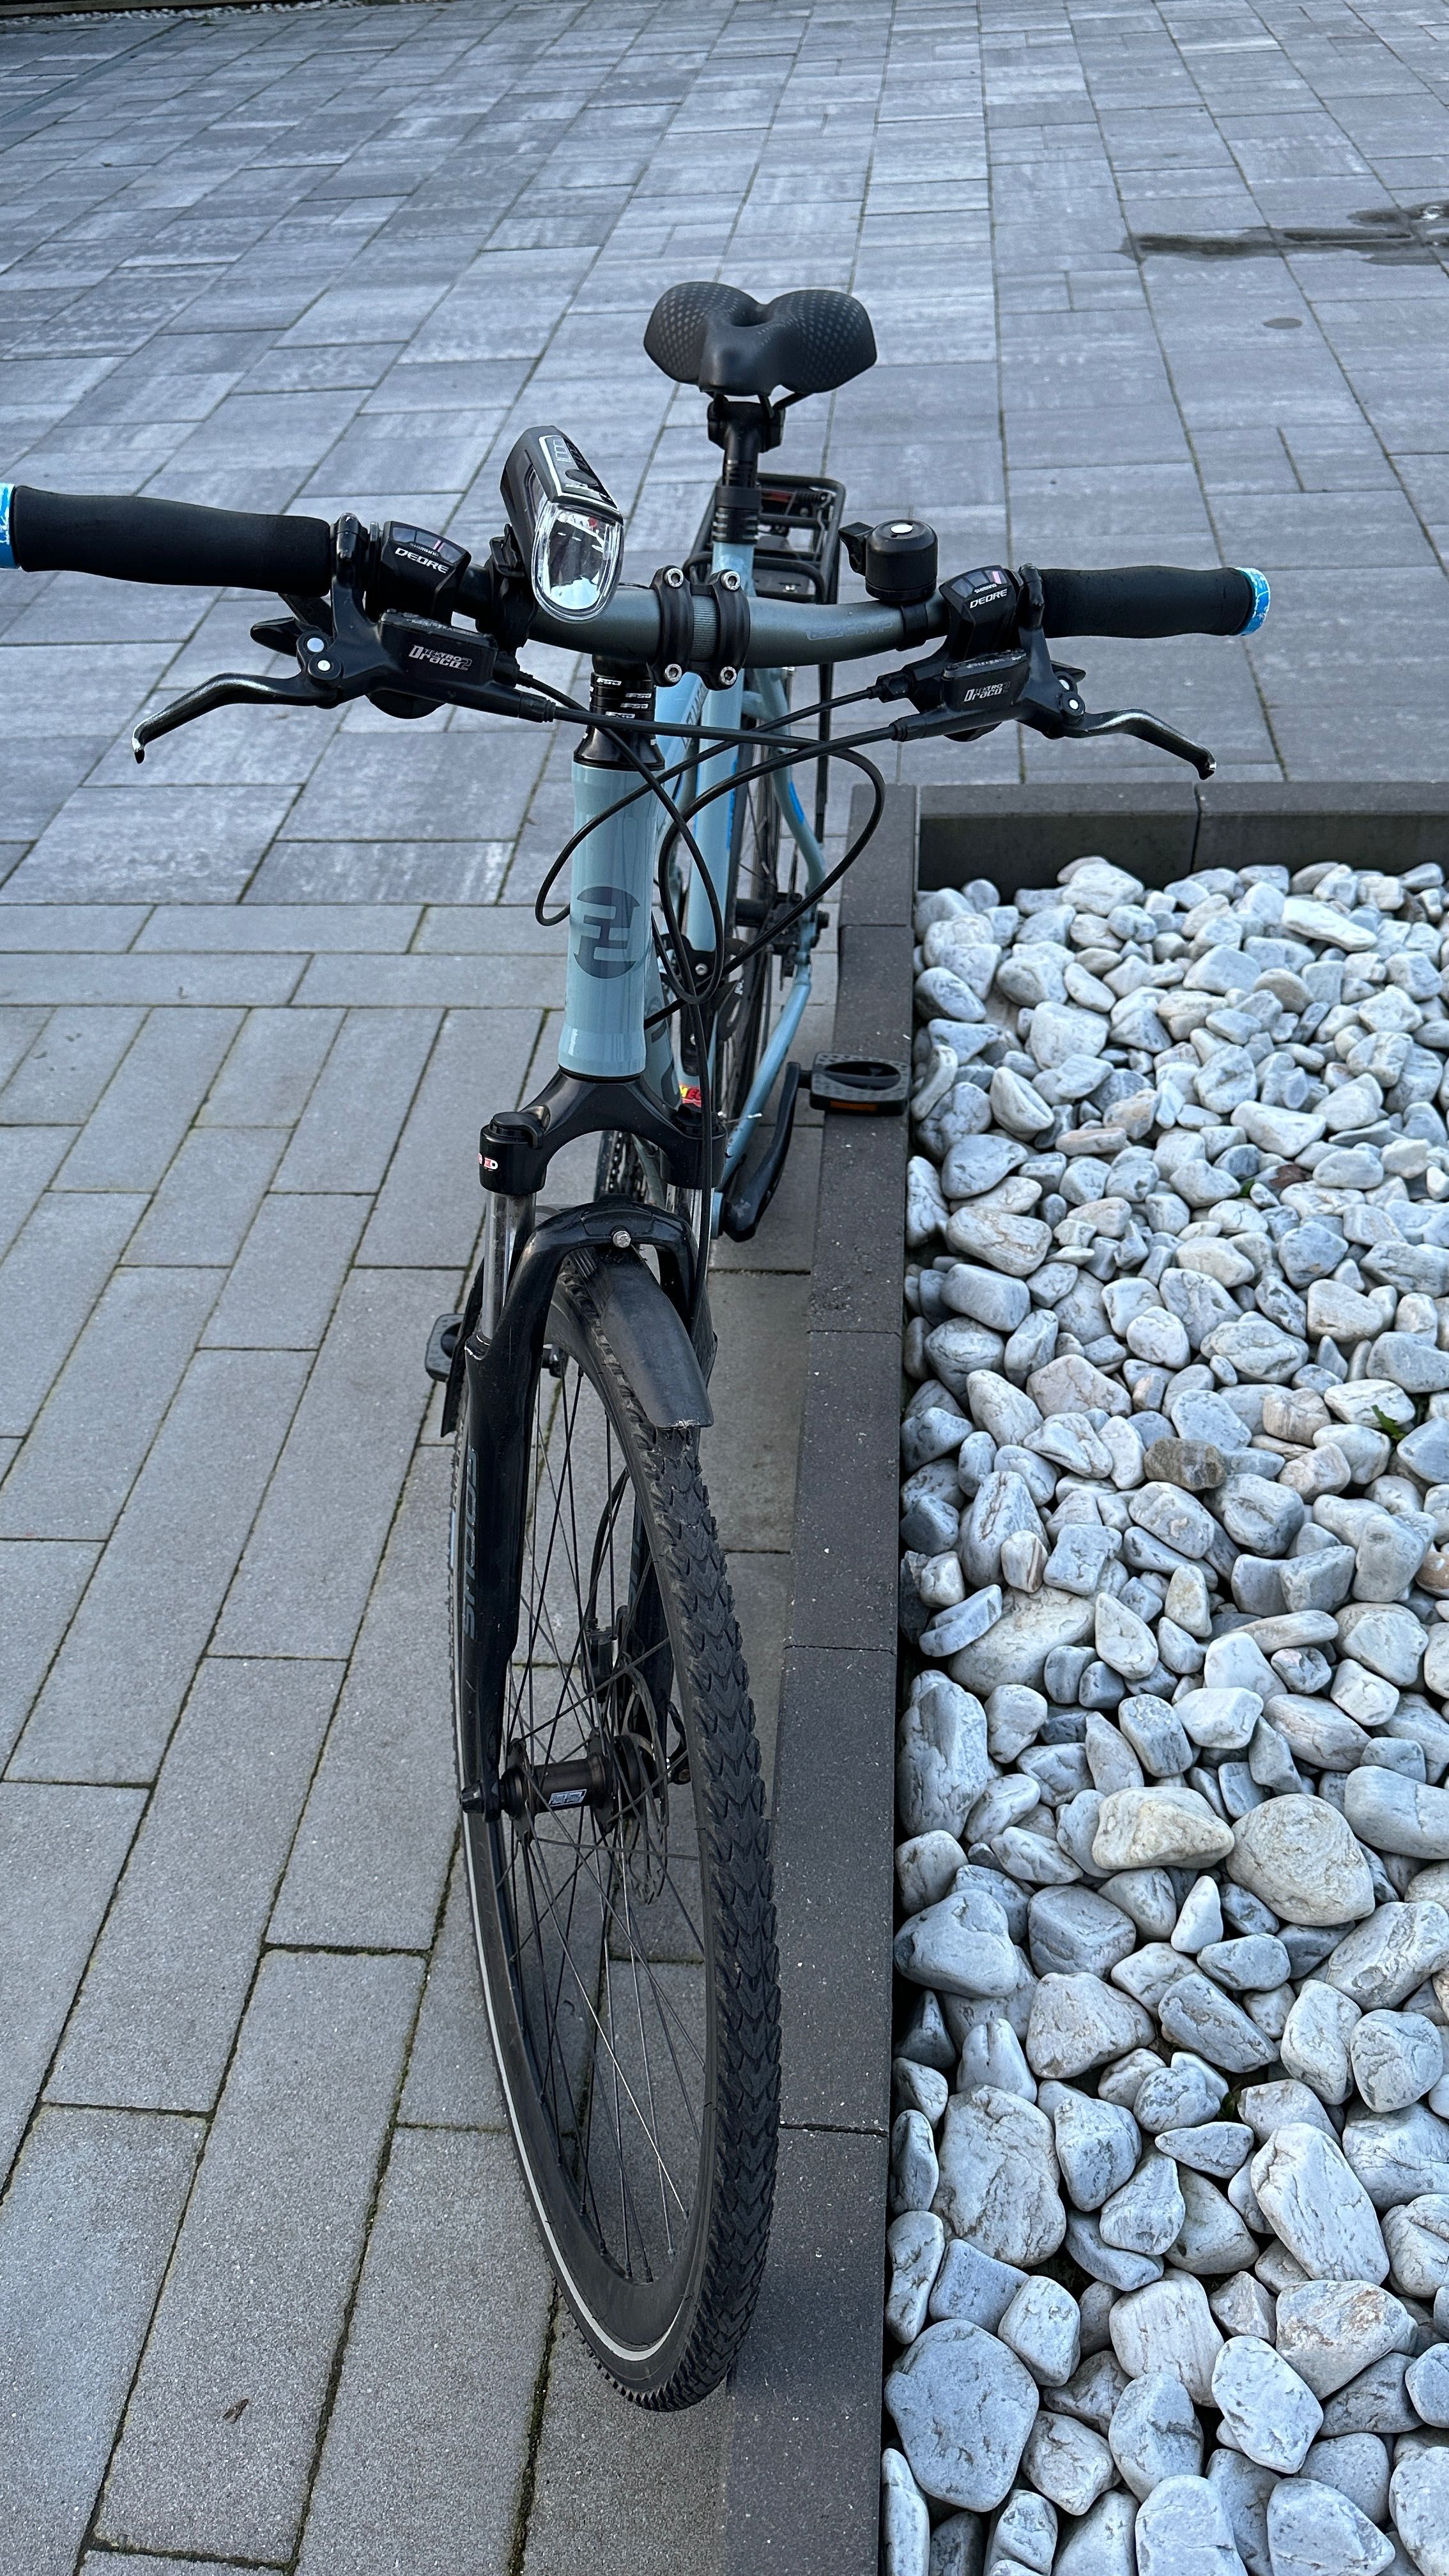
[533,502,623,618]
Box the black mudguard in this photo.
[450,1201,710,1803]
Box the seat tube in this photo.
[559,667,660,1080]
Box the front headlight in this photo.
[534,497,622,618]
[502,428,624,622]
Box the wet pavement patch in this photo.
[1128,201,1449,263]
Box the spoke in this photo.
[617,1863,681,2260]
[507,1824,706,2080]
[512,1860,694,2220]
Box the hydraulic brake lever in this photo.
[873,562,1215,778]
[132,671,330,762]
[132,513,554,762]
[1066,707,1216,778]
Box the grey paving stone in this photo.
[0,1189,146,1438]
[97,1947,422,2568]
[50,1657,342,2115]
[0,904,148,949]
[268,1448,455,1949]
[0,1264,223,1540]
[213,1267,450,1660]
[6,785,295,903]
[11,1349,309,1785]
[397,1847,503,2129]
[271,1006,438,1193]
[137,902,421,951]
[201,1190,370,1349]
[0,1006,50,1093]
[294,951,567,1007]
[123,1127,284,1266]
[0,958,302,1004]
[359,1005,537,1265]
[296,2127,549,2576]
[198,1005,341,1128]
[0,1004,145,1124]
[282,733,550,844]
[413,903,575,951]
[0,737,114,839]
[523,2312,730,2576]
[0,2108,201,2576]
[247,836,512,903]
[0,1125,72,1261]
[0,643,173,741]
[0,1539,98,1767]
[80,2558,274,2575]
[0,1783,145,2182]
[55,1007,241,1191]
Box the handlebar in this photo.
[2,482,332,598]
[1,482,1268,668]
[1039,563,1265,642]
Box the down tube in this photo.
[559,739,661,1082]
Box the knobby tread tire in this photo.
[455,1257,781,2409]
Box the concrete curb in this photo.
[919,779,1449,894]
[720,784,916,2576]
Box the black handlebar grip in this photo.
[1039,564,1264,641]
[6,484,333,595]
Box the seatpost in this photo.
[708,397,770,547]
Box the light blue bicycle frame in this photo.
[556,528,827,1216]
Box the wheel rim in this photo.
[458,1310,714,2356]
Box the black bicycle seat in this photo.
[644,282,877,399]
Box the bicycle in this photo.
[0,277,1268,2410]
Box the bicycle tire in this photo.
[451,1255,779,2407]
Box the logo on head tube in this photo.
[574,883,639,979]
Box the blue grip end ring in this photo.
[0,485,13,571]
[1238,567,1269,634]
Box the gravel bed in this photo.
[884,850,1449,2576]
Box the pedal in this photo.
[425,1312,462,1383]
[808,1052,908,1114]
[720,1062,801,1243]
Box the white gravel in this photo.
[884,851,1449,2573]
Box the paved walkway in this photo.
[2,0,1449,2568]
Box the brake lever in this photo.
[878,565,1216,777]
[1066,707,1216,779]
[132,671,332,763]
[132,523,555,763]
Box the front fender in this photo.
[588,1252,712,1430]
[450,1202,709,1802]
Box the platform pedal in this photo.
[424,1312,462,1383]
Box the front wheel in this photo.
[451,1256,779,2406]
